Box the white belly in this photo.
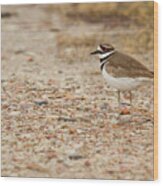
[102,67,149,91]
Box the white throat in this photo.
[99,50,115,59]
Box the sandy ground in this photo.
[2,4,154,180]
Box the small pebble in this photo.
[34,100,48,106]
[69,155,83,160]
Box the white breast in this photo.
[102,66,150,91]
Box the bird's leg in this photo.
[118,90,121,107]
[129,91,132,106]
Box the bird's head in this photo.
[90,44,115,59]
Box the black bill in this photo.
[90,50,99,55]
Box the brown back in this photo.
[105,51,153,78]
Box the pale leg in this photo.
[129,91,132,106]
[118,90,121,106]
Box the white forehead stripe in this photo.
[97,46,101,51]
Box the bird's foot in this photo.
[119,102,131,115]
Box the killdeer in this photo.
[91,44,153,107]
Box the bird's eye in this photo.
[103,47,108,52]
[100,45,108,52]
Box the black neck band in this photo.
[100,62,106,71]
[100,52,115,71]
[100,51,115,63]
[100,56,109,63]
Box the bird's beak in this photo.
[90,50,99,55]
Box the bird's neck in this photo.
[99,50,115,63]
[99,50,115,71]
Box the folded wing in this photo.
[105,51,153,78]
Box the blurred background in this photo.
[2,2,154,66]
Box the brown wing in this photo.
[105,51,153,78]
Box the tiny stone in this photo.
[34,100,48,106]
[69,154,83,160]
[84,160,91,166]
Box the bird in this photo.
[90,44,153,108]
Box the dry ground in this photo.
[1,3,154,180]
